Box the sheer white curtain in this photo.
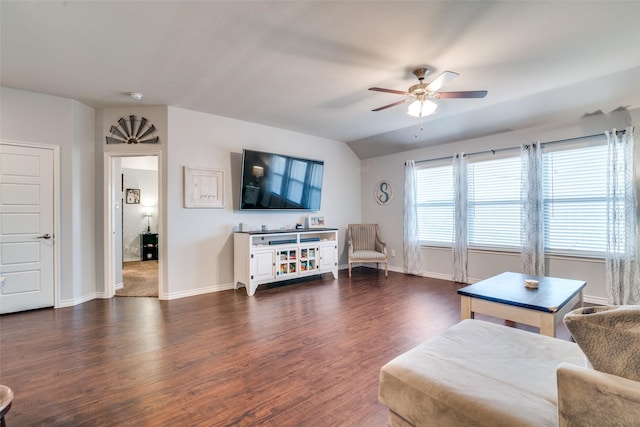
[520,143,545,275]
[606,126,640,304]
[453,153,468,283]
[403,161,422,275]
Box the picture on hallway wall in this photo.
[126,188,140,204]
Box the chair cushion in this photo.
[379,319,586,427]
[351,249,386,262]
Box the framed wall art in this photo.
[307,214,326,229]
[184,166,225,208]
[126,188,140,204]
[374,180,393,205]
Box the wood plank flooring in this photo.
[0,268,575,426]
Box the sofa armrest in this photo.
[557,362,640,427]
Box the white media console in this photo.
[234,228,339,296]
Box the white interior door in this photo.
[0,143,55,314]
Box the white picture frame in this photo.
[307,214,326,229]
[184,166,224,208]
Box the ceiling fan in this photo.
[369,68,487,117]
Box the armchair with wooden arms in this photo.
[348,224,388,277]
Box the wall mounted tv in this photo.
[240,149,324,211]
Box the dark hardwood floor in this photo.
[0,268,575,426]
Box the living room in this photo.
[1,1,640,425]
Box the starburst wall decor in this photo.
[105,115,159,144]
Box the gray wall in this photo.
[122,167,158,261]
[0,87,96,306]
[360,108,640,303]
[97,106,362,299]
[5,83,638,306]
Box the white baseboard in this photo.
[160,282,235,301]
[57,292,97,308]
[56,272,612,307]
[583,295,609,305]
[420,270,609,306]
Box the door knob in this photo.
[37,233,52,240]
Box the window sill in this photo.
[419,244,605,262]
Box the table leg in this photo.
[460,296,473,320]
[539,313,556,337]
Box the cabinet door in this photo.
[299,245,319,274]
[251,250,275,281]
[276,247,298,276]
[319,243,337,271]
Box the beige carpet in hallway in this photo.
[117,260,158,297]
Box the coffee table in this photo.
[457,272,586,337]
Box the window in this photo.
[415,136,619,257]
[416,163,454,245]
[416,154,520,249]
[467,155,521,249]
[543,141,616,255]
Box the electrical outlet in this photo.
[390,249,396,257]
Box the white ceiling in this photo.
[2,1,640,159]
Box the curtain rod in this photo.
[412,128,627,165]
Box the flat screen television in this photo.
[240,149,324,210]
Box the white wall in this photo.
[361,108,640,303]
[113,157,123,287]
[95,105,361,300]
[122,167,158,261]
[0,87,96,306]
[97,106,168,297]
[164,106,361,298]
[12,83,632,305]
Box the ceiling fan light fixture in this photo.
[129,92,143,101]
[407,99,437,117]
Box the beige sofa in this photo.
[379,319,640,427]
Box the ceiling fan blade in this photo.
[435,90,488,99]
[426,71,459,92]
[372,99,411,112]
[369,87,411,96]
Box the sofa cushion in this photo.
[563,305,640,382]
[379,319,586,427]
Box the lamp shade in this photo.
[407,99,437,117]
[252,166,264,178]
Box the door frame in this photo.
[0,140,61,308]
[103,150,163,298]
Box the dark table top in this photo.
[457,272,586,313]
[238,228,338,235]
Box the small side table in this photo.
[141,233,158,261]
[457,272,586,337]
